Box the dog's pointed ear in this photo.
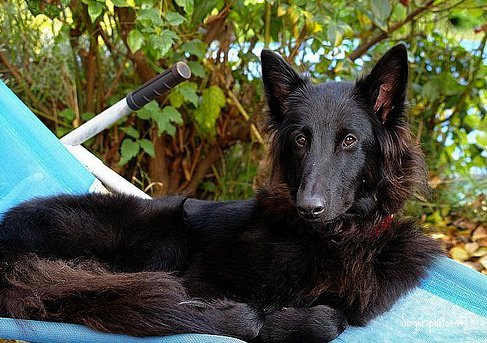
[355,44,408,125]
[261,49,305,123]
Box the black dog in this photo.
[0,44,441,342]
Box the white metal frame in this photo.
[61,98,151,199]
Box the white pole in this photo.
[59,63,191,197]
[64,144,151,199]
[61,99,132,146]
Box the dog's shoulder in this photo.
[369,219,443,295]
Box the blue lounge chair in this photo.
[0,79,486,342]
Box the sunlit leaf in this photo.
[149,31,177,59]
[192,0,224,24]
[391,2,406,21]
[138,8,163,27]
[165,11,186,25]
[370,0,391,22]
[127,29,144,53]
[168,91,185,108]
[111,0,128,7]
[88,1,103,22]
[193,86,226,136]
[176,0,194,15]
[476,132,487,149]
[327,23,343,47]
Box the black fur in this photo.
[0,44,441,343]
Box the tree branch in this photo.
[0,51,51,115]
[348,0,435,61]
[182,146,221,195]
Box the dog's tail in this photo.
[0,255,262,339]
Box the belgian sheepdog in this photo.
[0,44,441,342]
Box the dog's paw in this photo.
[301,305,348,342]
[205,300,264,341]
[256,305,347,343]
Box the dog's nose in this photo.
[297,198,326,219]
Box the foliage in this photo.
[0,0,486,224]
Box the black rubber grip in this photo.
[126,62,191,110]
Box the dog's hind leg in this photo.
[0,255,263,341]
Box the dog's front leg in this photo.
[253,305,347,343]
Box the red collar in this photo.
[372,214,394,237]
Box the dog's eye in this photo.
[343,134,357,147]
[295,135,306,147]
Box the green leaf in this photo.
[81,112,95,121]
[202,180,217,192]
[441,74,464,96]
[208,86,226,107]
[187,61,205,78]
[422,75,464,100]
[138,8,163,27]
[168,91,185,108]
[136,101,183,136]
[178,82,199,107]
[181,39,207,59]
[120,126,140,139]
[165,106,183,125]
[55,126,70,138]
[111,0,128,6]
[149,30,177,59]
[478,116,487,132]
[421,79,441,101]
[391,2,406,21]
[127,29,144,53]
[192,0,223,24]
[176,0,194,15]
[454,128,468,147]
[136,101,160,120]
[168,81,199,109]
[139,139,155,157]
[119,138,140,165]
[327,23,344,47]
[370,0,391,22]
[88,1,103,22]
[193,86,226,136]
[476,132,487,149]
[164,11,187,25]
[26,0,62,18]
[464,114,480,129]
[59,108,75,120]
[153,106,183,136]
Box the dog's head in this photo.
[261,44,426,224]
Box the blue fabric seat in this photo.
[1,80,486,342]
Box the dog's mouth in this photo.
[297,211,322,221]
[296,210,342,224]
[295,204,355,224]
